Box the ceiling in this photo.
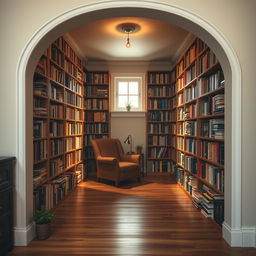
[66,17,192,63]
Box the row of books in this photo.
[50,120,64,137]
[35,56,48,76]
[50,85,64,102]
[65,74,82,94]
[84,123,108,134]
[185,138,197,154]
[50,138,64,156]
[51,45,63,67]
[184,43,196,67]
[86,72,109,84]
[184,156,197,173]
[148,98,176,110]
[49,157,64,177]
[198,50,217,74]
[85,86,108,97]
[65,122,83,135]
[200,94,224,116]
[34,81,48,97]
[200,118,224,139]
[198,162,224,192]
[33,140,47,161]
[199,141,224,164]
[184,103,197,119]
[173,166,224,225]
[148,160,173,173]
[148,123,176,134]
[66,137,82,151]
[33,171,78,211]
[66,107,83,120]
[148,110,176,122]
[84,99,108,110]
[185,63,196,83]
[50,64,64,85]
[184,121,197,136]
[147,85,176,97]
[50,104,64,119]
[147,147,171,159]
[185,83,198,102]
[64,58,82,81]
[148,72,171,84]
[177,137,184,150]
[34,120,47,138]
[85,112,108,122]
[66,91,83,107]
[33,164,48,188]
[33,98,48,116]
[148,135,173,146]
[199,70,225,95]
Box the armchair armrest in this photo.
[121,154,141,164]
[97,156,118,165]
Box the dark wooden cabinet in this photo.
[0,157,15,256]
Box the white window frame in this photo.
[112,73,145,112]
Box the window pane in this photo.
[129,96,139,108]
[118,82,128,94]
[129,82,138,95]
[118,96,128,108]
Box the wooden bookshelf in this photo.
[146,70,177,173]
[33,36,84,213]
[83,70,110,175]
[171,38,225,226]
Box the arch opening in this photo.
[16,1,241,247]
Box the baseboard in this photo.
[222,222,256,247]
[14,222,35,246]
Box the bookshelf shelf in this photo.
[33,36,85,213]
[84,70,110,174]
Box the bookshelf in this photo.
[146,70,177,173]
[171,38,225,226]
[83,71,110,175]
[33,36,84,212]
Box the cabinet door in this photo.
[0,187,12,216]
[0,214,13,253]
[0,162,12,189]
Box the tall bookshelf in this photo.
[146,70,177,173]
[33,36,84,212]
[172,38,225,226]
[83,71,110,175]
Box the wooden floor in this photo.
[9,175,256,256]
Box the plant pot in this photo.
[36,223,51,240]
[126,106,131,111]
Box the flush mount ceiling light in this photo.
[117,23,140,48]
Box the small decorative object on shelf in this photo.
[33,207,55,240]
[126,102,131,111]
[136,145,143,154]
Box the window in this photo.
[113,76,144,111]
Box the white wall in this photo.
[0,0,255,247]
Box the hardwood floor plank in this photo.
[8,175,256,256]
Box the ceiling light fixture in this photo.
[117,23,140,48]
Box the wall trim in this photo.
[223,222,256,247]
[16,0,243,246]
[14,223,35,246]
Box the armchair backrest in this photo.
[91,138,125,161]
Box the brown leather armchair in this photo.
[91,138,141,186]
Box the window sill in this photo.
[111,111,146,118]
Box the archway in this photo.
[16,0,241,247]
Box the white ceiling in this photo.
[66,17,192,63]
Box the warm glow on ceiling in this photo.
[103,17,152,37]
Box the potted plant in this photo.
[136,145,143,154]
[126,102,132,111]
[33,207,55,240]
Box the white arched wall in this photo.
[16,0,243,247]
